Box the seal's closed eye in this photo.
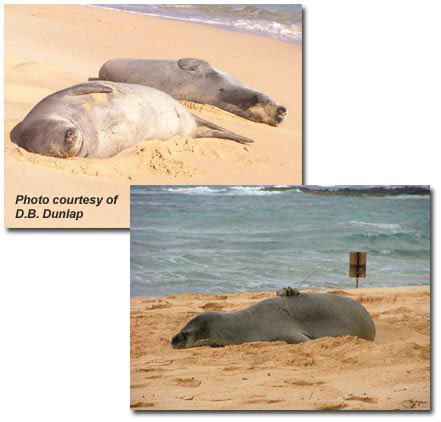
[64,128,79,145]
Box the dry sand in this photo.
[4,4,302,228]
[130,285,430,410]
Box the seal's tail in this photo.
[193,115,254,145]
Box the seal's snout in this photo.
[277,106,287,115]
[276,106,287,123]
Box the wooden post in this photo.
[349,252,367,288]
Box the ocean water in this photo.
[94,4,302,43]
[130,186,430,297]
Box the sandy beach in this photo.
[130,285,430,410]
[4,4,302,228]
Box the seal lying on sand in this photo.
[10,81,253,159]
[95,58,287,126]
[171,289,375,348]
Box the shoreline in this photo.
[131,285,430,410]
[87,4,302,45]
[130,282,430,299]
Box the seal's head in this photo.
[176,58,288,126]
[251,97,287,126]
[218,88,287,126]
[171,313,217,349]
[11,118,84,158]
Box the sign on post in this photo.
[349,252,366,288]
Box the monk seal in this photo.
[95,58,287,126]
[171,289,375,348]
[10,81,253,159]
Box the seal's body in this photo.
[171,291,376,348]
[10,81,253,159]
[97,58,287,126]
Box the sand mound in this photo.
[9,138,211,180]
[6,125,261,182]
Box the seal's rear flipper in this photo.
[284,331,312,344]
[193,115,254,145]
[10,122,22,145]
[66,83,113,96]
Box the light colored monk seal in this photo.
[95,58,287,126]
[171,289,376,348]
[10,81,253,159]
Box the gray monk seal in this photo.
[171,289,375,348]
[10,81,253,158]
[95,58,287,126]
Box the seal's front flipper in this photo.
[67,83,113,96]
[193,115,254,145]
[178,58,213,74]
[87,77,100,82]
